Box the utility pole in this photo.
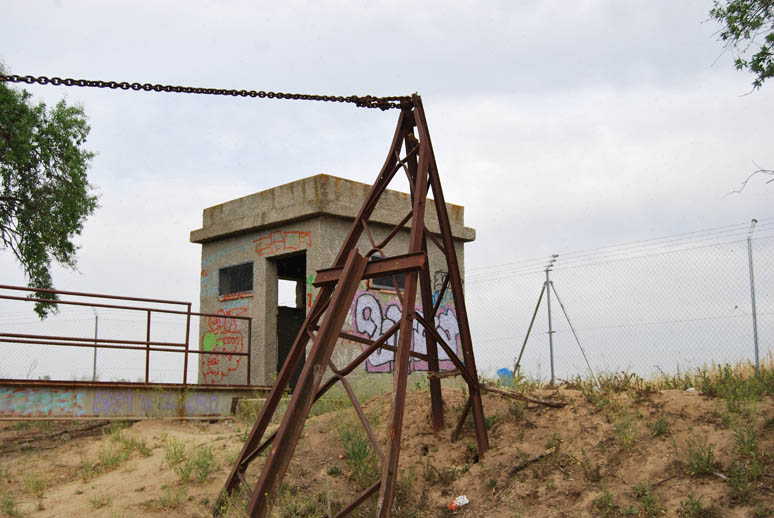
[545,255,558,386]
[747,219,759,374]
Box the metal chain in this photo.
[0,74,411,111]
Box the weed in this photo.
[79,457,99,481]
[143,486,186,511]
[752,505,774,518]
[1,491,21,517]
[164,436,186,469]
[89,492,112,509]
[508,401,525,420]
[99,444,129,470]
[698,363,772,413]
[191,445,216,482]
[22,473,44,497]
[649,416,670,437]
[613,410,639,448]
[216,487,249,518]
[593,486,618,517]
[733,420,760,459]
[633,483,663,518]
[727,457,763,502]
[484,414,497,430]
[679,494,721,518]
[545,432,561,450]
[327,465,341,476]
[338,423,379,489]
[686,440,718,477]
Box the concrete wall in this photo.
[0,382,257,419]
[192,174,474,386]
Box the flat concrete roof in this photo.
[190,174,475,244]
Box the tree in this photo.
[1,68,98,317]
[710,0,774,89]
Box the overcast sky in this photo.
[1,1,772,332]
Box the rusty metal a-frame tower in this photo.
[219,94,489,517]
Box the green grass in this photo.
[142,486,186,511]
[79,457,99,481]
[163,436,186,469]
[686,440,718,477]
[338,423,379,489]
[649,416,670,437]
[162,437,217,483]
[89,492,112,509]
[679,494,721,518]
[1,491,22,517]
[633,483,663,518]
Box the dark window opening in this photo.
[219,262,253,296]
[368,255,406,291]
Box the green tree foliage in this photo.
[0,71,98,317]
[710,0,774,89]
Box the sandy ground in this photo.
[1,386,772,517]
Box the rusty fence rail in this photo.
[0,285,252,386]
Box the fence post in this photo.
[747,219,760,374]
[545,260,557,386]
[145,310,151,383]
[91,307,99,381]
[247,317,252,385]
[184,303,191,385]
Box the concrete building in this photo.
[190,174,475,386]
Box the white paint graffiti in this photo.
[351,291,460,372]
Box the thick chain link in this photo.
[0,74,411,110]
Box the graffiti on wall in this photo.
[201,306,247,384]
[202,238,252,268]
[432,270,454,307]
[253,230,312,256]
[348,290,461,373]
[92,390,220,415]
[0,387,86,417]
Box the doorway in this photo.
[273,252,306,390]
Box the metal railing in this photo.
[0,285,252,386]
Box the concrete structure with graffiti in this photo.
[190,174,475,386]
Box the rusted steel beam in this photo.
[247,249,368,518]
[313,251,426,287]
[0,337,247,357]
[371,209,414,254]
[333,482,381,518]
[419,244,444,433]
[377,112,429,517]
[431,270,450,316]
[335,329,430,363]
[415,94,489,456]
[411,312,474,387]
[424,228,446,256]
[0,332,187,348]
[0,284,189,306]
[451,396,472,442]
[402,125,444,435]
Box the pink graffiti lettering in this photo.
[349,290,461,373]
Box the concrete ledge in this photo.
[190,174,475,244]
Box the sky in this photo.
[1,1,772,380]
